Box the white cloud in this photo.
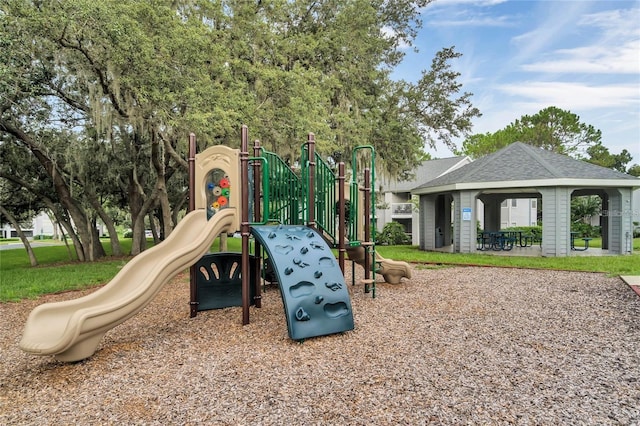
[521,41,640,74]
[579,7,640,37]
[426,15,513,27]
[509,2,591,67]
[520,6,640,75]
[497,81,639,110]
[425,0,507,7]
[422,0,512,27]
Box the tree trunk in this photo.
[0,205,38,266]
[48,204,85,261]
[0,120,95,261]
[58,222,75,260]
[127,168,147,256]
[151,130,173,239]
[86,189,121,256]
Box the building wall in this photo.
[1,211,56,239]
[500,198,538,227]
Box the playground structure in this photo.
[19,126,411,362]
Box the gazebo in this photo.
[413,142,639,257]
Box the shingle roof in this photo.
[380,156,470,192]
[413,142,639,191]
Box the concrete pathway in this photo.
[620,275,640,298]
[0,241,65,251]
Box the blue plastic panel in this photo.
[251,225,354,340]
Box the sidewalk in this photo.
[0,241,65,251]
[620,275,640,298]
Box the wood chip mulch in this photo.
[1,264,639,425]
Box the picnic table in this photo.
[477,231,534,251]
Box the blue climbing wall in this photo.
[251,225,354,340]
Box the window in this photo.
[511,199,517,207]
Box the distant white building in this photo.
[497,198,538,228]
[1,211,57,239]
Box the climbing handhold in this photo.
[314,271,322,278]
[300,246,309,254]
[314,296,324,304]
[295,307,310,321]
[325,282,342,291]
[284,267,294,275]
[292,258,309,268]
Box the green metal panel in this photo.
[301,146,338,244]
[258,148,303,225]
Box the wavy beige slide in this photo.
[20,208,236,362]
[345,246,412,285]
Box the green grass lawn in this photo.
[376,244,640,275]
[1,237,638,303]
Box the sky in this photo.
[392,0,640,167]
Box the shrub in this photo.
[376,221,411,245]
[571,222,601,238]
[502,225,542,237]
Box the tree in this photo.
[571,196,601,224]
[585,142,634,173]
[0,178,43,266]
[627,164,640,177]
[2,0,479,262]
[459,106,602,159]
[1,0,221,256]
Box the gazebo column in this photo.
[452,190,479,253]
[419,194,437,250]
[435,194,453,248]
[478,194,504,231]
[600,194,609,250]
[539,187,571,257]
[605,189,634,255]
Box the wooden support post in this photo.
[240,126,250,325]
[363,168,372,294]
[338,162,346,274]
[307,133,316,229]
[188,133,198,318]
[252,139,262,308]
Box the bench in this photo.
[519,234,535,247]
[573,238,592,251]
